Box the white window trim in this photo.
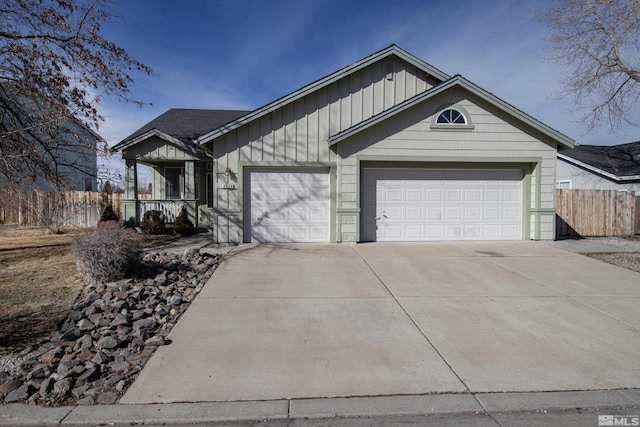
[430,105,474,131]
[556,179,572,189]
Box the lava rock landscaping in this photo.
[0,249,222,406]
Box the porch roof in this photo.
[111,109,250,153]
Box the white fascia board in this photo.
[557,153,640,182]
[197,45,450,145]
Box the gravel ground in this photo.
[584,236,640,273]
[587,236,640,252]
[0,353,24,376]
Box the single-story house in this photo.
[556,142,640,192]
[112,45,575,243]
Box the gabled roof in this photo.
[558,141,640,181]
[111,109,250,153]
[197,44,450,144]
[327,75,576,150]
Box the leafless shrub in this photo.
[73,222,141,285]
[140,210,165,235]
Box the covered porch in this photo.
[120,158,201,227]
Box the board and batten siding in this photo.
[335,90,559,242]
[205,56,437,242]
[123,136,200,161]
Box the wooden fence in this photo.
[556,189,639,237]
[0,190,124,228]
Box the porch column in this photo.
[184,161,195,199]
[184,161,197,225]
[122,159,139,226]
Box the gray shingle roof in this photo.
[122,109,251,144]
[561,141,640,177]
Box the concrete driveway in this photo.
[121,242,640,404]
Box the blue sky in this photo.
[97,0,640,162]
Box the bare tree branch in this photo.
[538,0,640,134]
[0,0,152,191]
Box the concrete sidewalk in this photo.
[2,389,640,425]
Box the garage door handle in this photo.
[374,216,381,220]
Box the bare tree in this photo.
[539,0,640,134]
[0,0,151,190]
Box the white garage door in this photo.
[246,169,330,242]
[362,169,522,241]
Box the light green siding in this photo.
[203,55,437,241]
[335,90,559,241]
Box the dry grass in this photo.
[0,227,82,352]
[0,226,178,353]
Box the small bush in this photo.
[99,204,119,223]
[174,207,195,236]
[141,210,165,235]
[73,222,141,285]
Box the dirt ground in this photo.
[0,226,176,354]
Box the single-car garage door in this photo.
[362,169,522,241]
[245,168,330,242]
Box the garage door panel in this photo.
[426,189,443,202]
[445,189,462,202]
[385,206,403,221]
[503,206,520,221]
[464,206,481,220]
[405,206,423,221]
[426,207,442,220]
[405,188,423,202]
[247,169,330,243]
[464,188,481,202]
[362,168,522,241]
[503,188,520,202]
[483,188,501,202]
[483,206,500,220]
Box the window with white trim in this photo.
[556,180,572,189]
[436,108,467,124]
[430,106,474,130]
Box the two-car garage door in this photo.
[362,169,522,241]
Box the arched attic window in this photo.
[437,109,466,124]
[430,106,474,130]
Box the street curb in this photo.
[2,389,639,426]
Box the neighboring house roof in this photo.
[196,44,450,144]
[111,109,250,153]
[327,74,575,150]
[558,141,640,182]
